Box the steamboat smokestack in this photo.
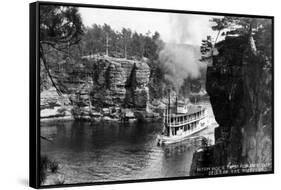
[175,95,178,113]
[168,89,171,111]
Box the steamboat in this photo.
[157,96,208,145]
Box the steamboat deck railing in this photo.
[164,113,206,128]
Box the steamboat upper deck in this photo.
[158,101,208,145]
[164,105,206,127]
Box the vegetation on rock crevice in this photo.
[190,17,272,175]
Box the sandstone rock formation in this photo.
[90,57,150,109]
[190,36,272,176]
[40,56,151,120]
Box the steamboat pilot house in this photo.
[157,98,208,145]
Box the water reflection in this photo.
[40,101,217,184]
[41,120,215,184]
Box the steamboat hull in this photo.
[157,124,208,145]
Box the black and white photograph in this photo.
[34,1,273,187]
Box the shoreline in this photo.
[40,116,75,122]
[40,116,161,124]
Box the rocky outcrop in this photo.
[90,57,150,109]
[40,87,73,120]
[41,56,151,121]
[190,36,272,176]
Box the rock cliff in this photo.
[40,56,151,120]
[90,57,150,109]
[190,36,272,176]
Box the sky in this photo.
[79,7,221,46]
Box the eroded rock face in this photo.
[190,36,272,176]
[40,57,151,120]
[91,57,150,109]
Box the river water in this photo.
[41,101,217,185]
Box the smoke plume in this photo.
[159,14,209,92]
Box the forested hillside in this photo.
[40,5,205,102]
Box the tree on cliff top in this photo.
[201,17,272,63]
[40,5,84,95]
[212,17,272,53]
[121,28,132,59]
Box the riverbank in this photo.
[40,105,162,123]
[40,86,161,122]
[40,87,208,124]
